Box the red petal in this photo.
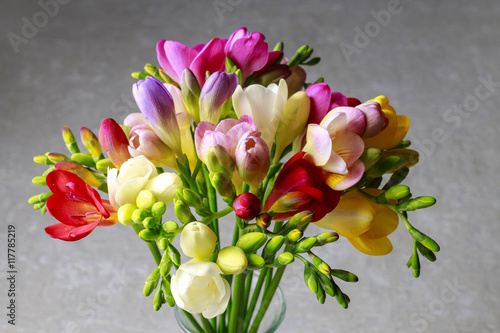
[45,220,100,241]
[46,170,91,201]
[46,193,100,226]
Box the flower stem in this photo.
[242,267,269,332]
[228,273,246,333]
[199,314,215,333]
[132,225,162,265]
[202,165,220,251]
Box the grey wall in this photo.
[1,1,499,332]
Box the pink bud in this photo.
[355,102,386,138]
[98,118,131,169]
[235,133,270,187]
[233,192,261,220]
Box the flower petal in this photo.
[348,235,393,256]
[45,219,100,241]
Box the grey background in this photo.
[1,0,499,332]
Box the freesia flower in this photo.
[233,192,261,221]
[235,132,270,188]
[216,246,248,275]
[302,110,366,191]
[264,152,341,221]
[232,79,288,150]
[314,189,399,256]
[199,72,238,124]
[132,76,183,159]
[285,65,307,97]
[170,259,231,319]
[107,155,181,209]
[194,115,258,162]
[225,27,280,84]
[128,124,177,169]
[45,170,118,241]
[53,162,102,188]
[363,95,409,150]
[305,82,348,125]
[99,118,131,169]
[157,37,226,86]
[180,222,217,260]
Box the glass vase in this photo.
[174,276,286,333]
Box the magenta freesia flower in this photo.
[132,76,183,158]
[45,170,118,241]
[157,38,226,86]
[305,83,348,125]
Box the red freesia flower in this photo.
[45,170,118,241]
[264,152,341,221]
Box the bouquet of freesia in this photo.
[29,27,438,333]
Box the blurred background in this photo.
[1,1,499,332]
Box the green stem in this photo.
[184,312,204,333]
[243,272,254,312]
[228,273,246,333]
[199,314,215,333]
[202,165,220,250]
[242,267,269,332]
[248,265,287,333]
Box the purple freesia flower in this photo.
[199,72,239,124]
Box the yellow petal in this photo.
[314,191,374,238]
[349,235,393,256]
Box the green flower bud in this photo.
[159,261,172,277]
[209,172,235,199]
[177,188,204,209]
[367,155,401,178]
[384,185,411,201]
[286,229,303,243]
[293,237,317,253]
[80,127,102,158]
[274,252,294,267]
[225,56,237,73]
[139,229,160,241]
[32,175,47,186]
[158,68,176,85]
[95,158,114,173]
[153,287,164,311]
[28,193,52,205]
[264,236,285,257]
[316,283,326,304]
[151,201,167,217]
[336,292,349,309]
[318,272,336,297]
[62,127,80,154]
[304,264,318,294]
[311,255,331,275]
[131,208,148,223]
[158,238,169,251]
[161,220,179,234]
[408,228,440,252]
[33,155,51,165]
[383,166,410,189]
[136,190,158,211]
[416,242,437,262]
[174,198,195,224]
[315,231,339,246]
[206,145,235,175]
[181,68,201,123]
[142,216,159,230]
[167,243,181,267]
[33,203,45,210]
[161,279,176,307]
[47,153,71,164]
[117,203,137,225]
[331,269,358,283]
[246,254,265,270]
[71,153,96,167]
[217,246,248,275]
[143,268,161,297]
[281,210,314,234]
[360,148,381,170]
[409,196,437,210]
[236,232,268,254]
[131,71,148,80]
[411,253,420,278]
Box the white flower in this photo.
[171,259,231,318]
[180,222,217,260]
[107,155,181,209]
[232,79,288,150]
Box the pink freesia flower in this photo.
[305,83,348,125]
[128,124,177,169]
[302,110,365,191]
[235,132,270,188]
[194,115,258,162]
[45,170,118,241]
[264,152,341,221]
[157,38,226,86]
[99,118,131,169]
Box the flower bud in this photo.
[235,133,270,188]
[246,254,265,270]
[181,68,201,123]
[80,127,102,158]
[47,153,71,164]
[136,190,157,211]
[132,208,148,223]
[174,198,195,223]
[286,229,303,243]
[216,246,248,275]
[315,231,339,246]
[256,213,272,229]
[54,162,101,188]
[331,269,359,282]
[205,145,235,175]
[384,185,411,201]
[33,154,51,165]
[28,193,52,205]
[180,222,217,260]
[210,172,235,199]
[71,153,96,167]
[304,264,319,294]
[310,254,331,275]
[177,188,204,209]
[62,126,80,154]
[167,243,181,267]
[96,158,114,172]
[32,175,47,186]
[199,72,238,125]
[269,191,312,214]
[118,203,137,225]
[128,124,177,169]
[233,192,261,221]
[263,236,285,260]
[143,268,161,296]
[144,172,182,206]
[293,237,317,253]
[360,148,381,170]
[236,232,267,254]
[274,252,294,267]
[151,202,167,216]
[139,228,161,241]
[153,288,164,311]
[99,118,131,169]
[161,220,179,233]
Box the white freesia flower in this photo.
[180,222,217,260]
[171,259,231,319]
[108,155,181,208]
[232,79,288,150]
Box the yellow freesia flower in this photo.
[363,96,409,150]
[314,189,399,256]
